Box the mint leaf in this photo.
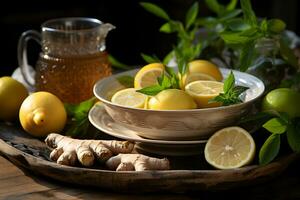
[108,55,131,70]
[287,122,300,152]
[223,71,235,93]
[226,0,238,11]
[233,85,248,94]
[140,2,170,20]
[205,0,224,16]
[137,85,164,96]
[163,51,174,65]
[220,31,252,44]
[240,0,257,26]
[259,133,281,165]
[263,118,287,134]
[160,23,175,33]
[239,40,255,72]
[64,97,97,137]
[185,2,199,29]
[117,75,134,88]
[160,74,172,88]
[141,53,161,64]
[227,18,251,31]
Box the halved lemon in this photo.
[188,60,223,81]
[134,63,164,89]
[111,88,148,108]
[204,126,256,169]
[185,80,223,108]
[181,72,216,88]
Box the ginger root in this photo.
[106,154,170,171]
[45,133,134,167]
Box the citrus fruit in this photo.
[19,92,67,137]
[0,76,28,121]
[185,80,223,108]
[148,89,197,110]
[204,126,256,169]
[134,63,164,89]
[187,60,223,81]
[182,72,216,87]
[262,88,300,118]
[111,88,148,108]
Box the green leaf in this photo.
[287,123,300,152]
[226,0,238,11]
[227,18,251,31]
[268,19,286,34]
[141,53,161,64]
[205,0,224,15]
[263,118,287,134]
[140,2,170,20]
[259,133,281,165]
[185,2,199,29]
[223,71,235,93]
[108,55,131,70]
[160,74,172,88]
[240,0,257,26]
[239,40,255,71]
[163,51,174,65]
[137,85,164,96]
[160,23,175,33]
[164,66,176,77]
[219,9,242,21]
[220,31,252,44]
[117,75,134,88]
[279,38,299,69]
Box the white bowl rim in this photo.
[94,68,265,113]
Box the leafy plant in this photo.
[259,112,300,165]
[210,71,248,106]
[64,97,97,138]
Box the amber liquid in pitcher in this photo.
[35,52,111,103]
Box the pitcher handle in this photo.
[18,30,41,87]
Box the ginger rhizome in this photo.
[106,153,170,171]
[45,133,171,171]
[45,133,134,167]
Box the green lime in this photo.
[262,88,300,118]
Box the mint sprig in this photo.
[137,67,180,95]
[210,71,249,106]
[259,113,300,165]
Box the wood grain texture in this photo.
[0,123,299,193]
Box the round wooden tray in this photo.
[0,123,299,193]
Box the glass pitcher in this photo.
[18,17,115,103]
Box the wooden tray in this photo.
[0,123,299,193]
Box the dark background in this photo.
[0,0,299,76]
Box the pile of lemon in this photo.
[0,77,66,137]
[111,60,224,110]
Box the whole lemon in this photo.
[0,76,28,121]
[148,89,197,110]
[262,88,300,118]
[19,91,67,137]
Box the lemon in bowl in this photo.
[93,66,264,140]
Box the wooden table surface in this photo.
[1,155,300,200]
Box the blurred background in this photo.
[0,0,299,76]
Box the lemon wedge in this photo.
[185,80,223,108]
[204,126,256,169]
[111,88,148,108]
[134,63,164,89]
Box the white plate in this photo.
[88,103,207,145]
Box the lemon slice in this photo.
[111,88,148,108]
[204,126,256,169]
[185,80,223,108]
[182,72,216,87]
[134,63,164,89]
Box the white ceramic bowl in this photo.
[93,68,264,140]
